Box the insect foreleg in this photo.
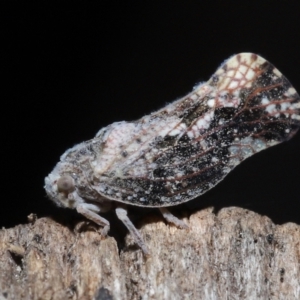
[76,203,110,237]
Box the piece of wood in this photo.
[0,207,300,299]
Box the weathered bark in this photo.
[0,207,300,300]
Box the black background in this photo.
[2,2,300,229]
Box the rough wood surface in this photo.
[1,207,300,300]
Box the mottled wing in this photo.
[95,53,300,207]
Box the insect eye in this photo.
[57,175,75,194]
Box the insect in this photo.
[45,53,300,255]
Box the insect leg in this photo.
[76,203,110,236]
[115,207,149,255]
[159,207,189,229]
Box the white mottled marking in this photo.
[273,68,282,77]
[292,114,300,120]
[245,68,255,80]
[280,102,291,111]
[235,71,243,79]
[187,131,194,139]
[226,57,239,68]
[207,99,216,107]
[166,123,186,138]
[195,84,212,97]
[239,65,248,74]
[293,102,300,109]
[265,104,276,114]
[227,70,235,77]
[228,80,239,89]
[190,94,198,100]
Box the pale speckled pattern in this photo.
[45,52,300,208]
[44,53,300,252]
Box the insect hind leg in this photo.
[159,207,189,229]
